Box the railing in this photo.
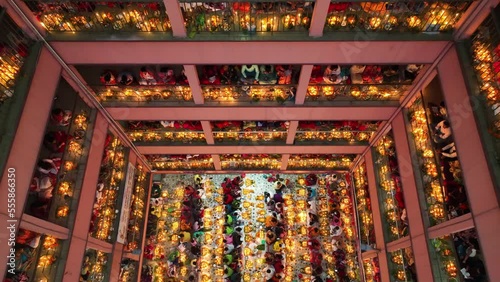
[470,14,500,143]
[0,9,33,104]
[202,84,297,104]
[306,84,410,101]
[213,130,287,143]
[4,230,63,282]
[24,0,171,33]
[287,154,355,169]
[126,130,206,144]
[181,1,313,37]
[93,85,193,104]
[373,133,410,242]
[295,130,376,143]
[89,135,127,243]
[324,0,474,33]
[220,153,282,169]
[146,154,215,170]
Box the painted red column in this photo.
[62,113,109,282]
[201,121,214,144]
[184,65,204,105]
[294,65,313,105]
[363,152,390,282]
[308,0,329,37]
[437,47,500,281]
[163,0,187,37]
[0,47,61,279]
[286,121,299,144]
[391,111,434,281]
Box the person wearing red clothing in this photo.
[201,65,221,85]
[43,131,71,153]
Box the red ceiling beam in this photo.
[52,41,448,65]
[107,106,396,121]
[137,145,366,155]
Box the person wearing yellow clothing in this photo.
[179,231,191,243]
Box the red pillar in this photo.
[62,113,109,282]
[364,152,391,282]
[0,47,61,279]
[391,111,435,281]
[308,0,329,37]
[437,46,500,280]
[163,0,187,37]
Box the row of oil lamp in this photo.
[200,13,310,32]
[295,130,374,143]
[471,39,500,134]
[150,158,214,170]
[82,249,109,282]
[91,137,126,242]
[408,101,447,224]
[287,156,354,169]
[306,85,405,101]
[98,87,193,102]
[52,113,89,220]
[203,86,292,102]
[431,236,460,279]
[326,7,462,32]
[331,176,361,280]
[127,131,206,143]
[126,130,374,144]
[220,157,281,170]
[33,235,60,281]
[148,155,355,171]
[214,131,286,142]
[144,174,362,281]
[280,178,315,281]
[363,257,380,282]
[390,249,414,281]
[34,3,462,33]
[0,55,21,103]
[353,162,376,246]
[146,183,186,280]
[374,134,409,240]
[37,8,170,32]
[125,166,148,253]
